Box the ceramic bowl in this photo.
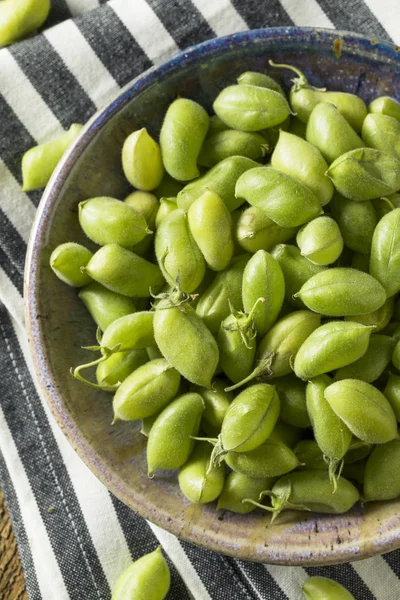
[25,27,400,565]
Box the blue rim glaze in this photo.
[25,27,400,565]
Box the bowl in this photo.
[25,27,400,565]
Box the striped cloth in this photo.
[1,2,400,599]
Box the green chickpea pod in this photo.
[302,576,355,600]
[296,216,343,265]
[0,0,50,46]
[245,471,360,521]
[213,84,291,131]
[269,61,367,131]
[122,128,164,191]
[271,130,334,206]
[160,98,209,181]
[111,546,170,600]
[22,124,82,191]
[369,96,400,122]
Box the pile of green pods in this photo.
[49,62,400,521]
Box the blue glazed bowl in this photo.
[25,27,400,565]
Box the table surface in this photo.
[0,491,27,600]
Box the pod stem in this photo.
[224,297,265,349]
[70,344,121,390]
[325,456,344,493]
[379,196,395,211]
[259,484,311,523]
[224,353,274,392]
[151,282,197,311]
[268,60,326,92]
[70,357,119,391]
[209,435,228,470]
[190,436,219,445]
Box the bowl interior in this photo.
[26,27,400,565]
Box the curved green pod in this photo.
[178,442,225,504]
[96,349,148,387]
[242,250,285,336]
[225,311,321,391]
[154,300,219,388]
[187,190,233,271]
[194,380,232,437]
[198,130,268,167]
[160,98,209,181]
[306,375,352,486]
[275,376,310,428]
[79,197,150,248]
[269,61,367,131]
[329,193,377,254]
[155,198,177,228]
[225,438,300,479]
[122,128,164,191]
[147,393,204,474]
[270,244,326,306]
[271,131,333,206]
[50,242,92,287]
[324,379,398,444]
[369,96,400,121]
[213,84,290,131]
[155,209,205,293]
[111,546,170,600]
[236,206,297,253]
[296,216,343,265]
[237,71,286,96]
[21,123,82,191]
[326,148,400,201]
[217,301,260,385]
[295,268,386,316]
[384,373,400,421]
[362,113,400,160]
[83,244,164,297]
[101,311,155,352]
[294,321,373,380]
[217,471,275,514]
[334,334,393,382]
[370,208,400,297]
[113,358,181,421]
[302,576,355,600]
[196,254,249,333]
[306,102,364,164]
[177,156,258,212]
[364,440,400,502]
[259,471,360,520]
[78,282,137,332]
[236,167,322,227]
[220,384,280,453]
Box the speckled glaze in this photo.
[25,28,400,565]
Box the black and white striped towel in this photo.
[1,2,400,599]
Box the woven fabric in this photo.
[1,2,400,598]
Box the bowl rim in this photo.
[25,26,400,565]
